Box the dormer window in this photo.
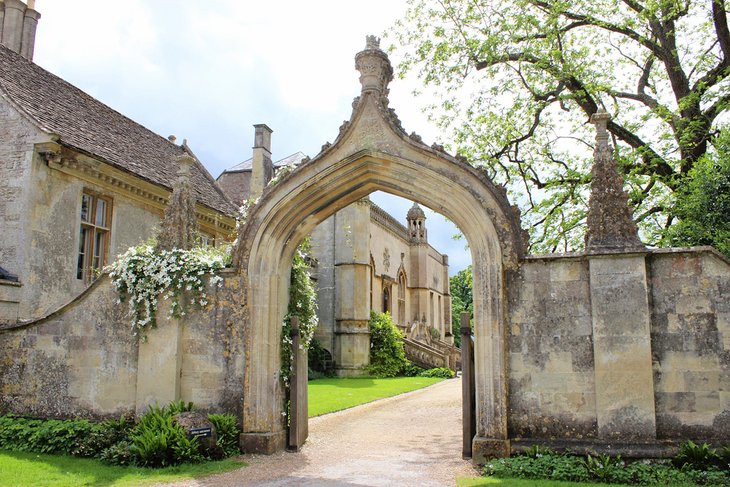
[77,191,112,282]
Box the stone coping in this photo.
[523,245,729,265]
[0,266,240,332]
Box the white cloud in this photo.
[30,0,469,272]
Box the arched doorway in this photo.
[234,37,525,457]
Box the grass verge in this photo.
[308,376,445,417]
[0,450,246,487]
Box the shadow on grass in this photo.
[0,450,246,487]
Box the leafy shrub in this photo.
[419,367,455,378]
[402,362,424,377]
[0,403,241,468]
[72,415,133,458]
[99,440,134,466]
[484,449,730,486]
[484,452,589,482]
[673,440,722,470]
[0,414,100,455]
[367,311,410,377]
[582,453,626,482]
[128,404,202,467]
[208,414,240,458]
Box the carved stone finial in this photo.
[366,35,380,50]
[176,153,194,178]
[355,35,393,96]
[157,154,199,251]
[591,108,610,150]
[584,110,645,252]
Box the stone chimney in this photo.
[0,0,40,60]
[250,124,273,200]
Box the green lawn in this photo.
[308,376,445,417]
[0,450,246,487]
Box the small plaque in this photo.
[189,427,212,439]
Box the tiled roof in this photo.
[0,45,236,216]
[221,151,308,173]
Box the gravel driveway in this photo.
[167,377,480,486]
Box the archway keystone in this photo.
[234,36,526,456]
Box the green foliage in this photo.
[128,403,204,468]
[73,416,133,458]
[523,445,555,459]
[106,242,227,335]
[0,404,240,469]
[281,238,319,387]
[207,414,241,458]
[664,133,730,258]
[419,367,455,378]
[392,0,730,251]
[402,362,425,377]
[450,266,472,348]
[484,449,730,485]
[672,441,723,470]
[582,453,625,483]
[367,311,410,377]
[484,452,590,482]
[0,414,102,455]
[99,440,134,466]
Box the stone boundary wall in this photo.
[0,270,245,419]
[506,247,729,454]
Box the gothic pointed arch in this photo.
[233,36,526,456]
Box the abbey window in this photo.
[77,191,112,282]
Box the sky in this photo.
[30,0,472,274]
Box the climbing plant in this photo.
[280,238,319,387]
[106,242,227,335]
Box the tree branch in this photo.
[713,0,730,60]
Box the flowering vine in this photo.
[280,238,319,388]
[106,242,227,336]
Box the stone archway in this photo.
[233,36,526,456]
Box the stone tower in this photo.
[0,0,41,60]
[407,202,427,243]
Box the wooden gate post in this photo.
[288,316,309,451]
[461,312,476,458]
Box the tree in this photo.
[450,265,473,347]
[663,129,730,257]
[392,0,730,251]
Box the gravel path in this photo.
[166,377,480,486]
